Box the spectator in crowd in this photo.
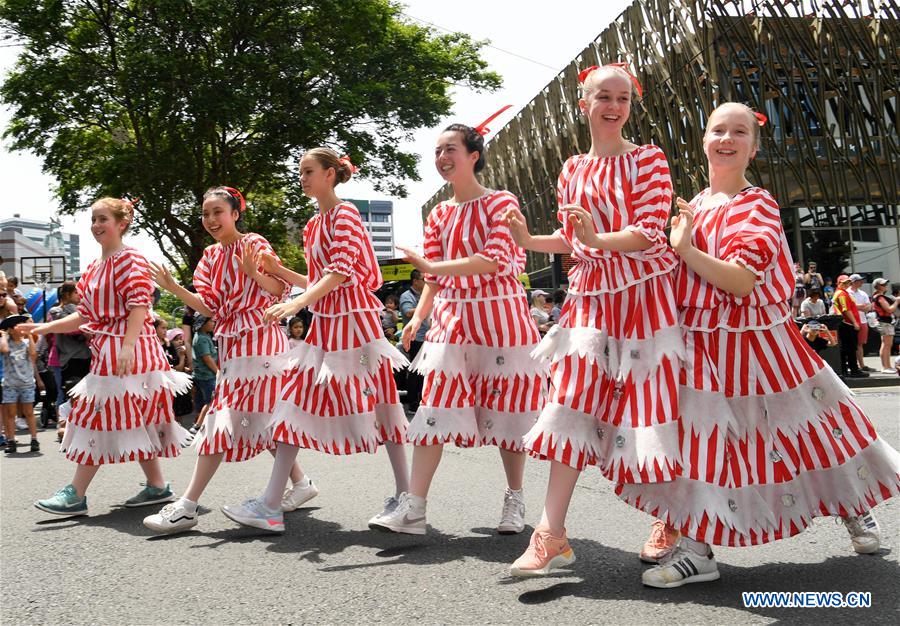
[832,274,867,378]
[799,288,827,318]
[872,278,898,373]
[381,294,400,343]
[191,314,218,434]
[799,318,837,355]
[822,276,835,309]
[400,270,430,414]
[1,317,43,454]
[287,315,308,347]
[7,276,23,297]
[848,273,874,372]
[34,332,57,427]
[51,281,91,398]
[791,262,806,317]
[12,292,28,315]
[164,327,194,417]
[529,289,553,335]
[803,261,824,292]
[550,288,566,323]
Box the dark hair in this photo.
[203,187,244,224]
[57,280,77,302]
[553,289,566,305]
[410,269,423,282]
[384,294,399,306]
[288,315,308,340]
[153,317,168,329]
[443,123,486,173]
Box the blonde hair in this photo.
[707,102,761,149]
[91,197,135,232]
[302,147,354,186]
[580,65,637,99]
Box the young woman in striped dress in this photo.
[219,149,411,532]
[371,115,547,535]
[27,198,191,517]
[143,187,311,534]
[505,65,683,575]
[623,102,900,588]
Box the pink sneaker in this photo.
[640,520,679,564]
[509,525,576,577]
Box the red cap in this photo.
[837,274,851,284]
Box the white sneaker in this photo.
[642,540,720,588]
[15,417,27,430]
[143,500,199,534]
[497,488,525,534]
[881,368,897,374]
[368,492,426,535]
[367,495,400,527]
[281,478,319,512]
[222,497,284,532]
[841,511,881,554]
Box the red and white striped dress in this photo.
[616,187,900,546]
[406,190,546,449]
[524,145,683,483]
[270,202,408,454]
[192,233,290,462]
[64,247,191,465]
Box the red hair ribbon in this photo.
[121,196,140,208]
[753,112,767,126]
[339,155,359,174]
[578,63,643,98]
[222,186,246,213]
[473,104,513,136]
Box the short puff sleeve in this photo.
[476,192,523,276]
[623,146,673,260]
[119,251,154,311]
[323,206,365,284]
[721,190,782,283]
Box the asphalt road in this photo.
[2,389,898,625]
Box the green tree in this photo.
[0,0,499,278]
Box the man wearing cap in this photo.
[799,288,827,319]
[848,274,874,372]
[832,275,867,378]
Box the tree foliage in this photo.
[0,0,500,277]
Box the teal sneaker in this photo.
[124,482,176,508]
[35,484,88,517]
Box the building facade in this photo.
[0,214,80,279]
[424,0,898,284]
[348,199,395,260]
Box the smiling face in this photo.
[299,155,335,199]
[579,69,633,134]
[90,205,128,247]
[703,103,759,172]
[434,130,479,183]
[201,196,239,242]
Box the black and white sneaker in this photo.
[642,540,720,588]
[143,501,198,535]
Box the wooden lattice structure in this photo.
[423,0,899,278]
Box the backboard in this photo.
[19,255,67,285]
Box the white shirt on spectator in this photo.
[849,287,871,324]
[800,297,827,318]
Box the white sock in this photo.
[293,475,311,488]
[407,493,426,512]
[177,497,198,512]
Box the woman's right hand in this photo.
[149,262,178,292]
[401,316,422,351]
[504,206,531,246]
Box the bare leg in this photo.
[2,403,16,441]
[538,461,581,537]
[266,447,305,486]
[498,448,526,491]
[880,335,892,370]
[71,464,101,498]
[138,457,166,489]
[182,453,223,502]
[384,441,410,496]
[21,402,38,439]
[409,444,443,499]
[263,444,300,510]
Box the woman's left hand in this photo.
[240,239,259,279]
